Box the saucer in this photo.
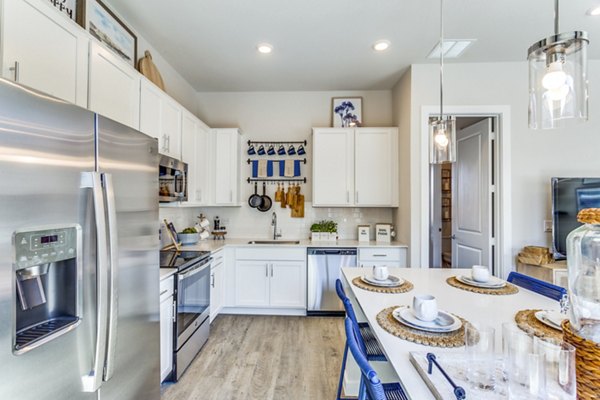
[392,306,462,333]
[361,274,404,287]
[534,310,565,331]
[456,274,506,289]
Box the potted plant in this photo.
[323,220,338,241]
[178,227,200,245]
[310,223,323,241]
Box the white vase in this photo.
[311,232,321,241]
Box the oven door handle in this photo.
[178,259,212,281]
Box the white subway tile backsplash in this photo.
[160,203,393,241]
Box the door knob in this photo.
[451,234,456,240]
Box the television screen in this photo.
[552,177,600,259]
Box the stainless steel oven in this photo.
[160,250,211,381]
[159,155,187,202]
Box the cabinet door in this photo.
[2,0,88,106]
[182,113,210,205]
[313,128,354,206]
[161,97,182,159]
[270,261,306,308]
[234,261,269,307]
[213,129,239,205]
[139,80,162,140]
[355,128,397,206]
[88,41,140,129]
[159,296,173,382]
[210,263,223,322]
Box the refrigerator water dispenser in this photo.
[12,226,82,355]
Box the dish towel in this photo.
[284,160,295,177]
[258,159,268,178]
[278,160,301,177]
[252,160,274,177]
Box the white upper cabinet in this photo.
[212,129,240,206]
[181,110,210,205]
[1,0,88,107]
[312,128,355,206]
[140,79,182,159]
[88,41,140,129]
[355,128,397,206]
[160,96,182,159]
[313,127,398,207]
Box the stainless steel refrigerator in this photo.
[0,78,160,399]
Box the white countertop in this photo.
[160,268,177,281]
[341,267,558,400]
[171,238,408,253]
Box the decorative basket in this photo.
[562,320,600,400]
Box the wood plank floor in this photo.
[161,315,345,400]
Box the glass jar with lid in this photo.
[567,208,600,342]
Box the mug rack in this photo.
[247,158,306,165]
[247,177,307,184]
[247,139,307,146]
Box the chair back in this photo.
[336,278,348,302]
[507,271,567,301]
[344,318,386,400]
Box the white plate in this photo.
[392,306,462,333]
[456,275,506,289]
[534,310,565,331]
[361,274,404,287]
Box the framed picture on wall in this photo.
[87,0,137,66]
[331,97,362,127]
[47,0,85,26]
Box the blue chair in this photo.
[507,271,567,302]
[335,280,387,400]
[344,318,409,400]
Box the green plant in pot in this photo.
[178,227,200,245]
[310,220,337,241]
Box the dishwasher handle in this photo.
[307,248,357,256]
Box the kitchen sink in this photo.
[247,240,301,245]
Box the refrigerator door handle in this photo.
[102,173,119,382]
[80,172,109,393]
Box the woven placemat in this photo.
[446,276,519,295]
[376,306,470,347]
[514,309,563,344]
[352,276,414,294]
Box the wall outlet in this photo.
[544,220,553,233]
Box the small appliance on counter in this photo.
[160,250,212,381]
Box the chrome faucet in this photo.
[271,212,282,240]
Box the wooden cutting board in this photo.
[292,194,304,218]
[138,50,165,90]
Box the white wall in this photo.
[189,90,396,240]
[403,61,600,269]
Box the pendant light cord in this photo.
[439,0,444,121]
[554,0,559,35]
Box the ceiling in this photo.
[105,0,600,92]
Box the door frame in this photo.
[419,106,512,278]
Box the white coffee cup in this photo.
[472,265,490,283]
[413,294,438,322]
[372,265,389,281]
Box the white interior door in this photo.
[452,119,493,269]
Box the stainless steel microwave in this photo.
[159,155,188,202]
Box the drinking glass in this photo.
[534,338,577,400]
[465,323,496,390]
[501,322,522,380]
[507,328,544,399]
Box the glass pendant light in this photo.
[430,0,456,164]
[528,0,589,129]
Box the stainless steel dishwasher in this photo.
[307,248,358,316]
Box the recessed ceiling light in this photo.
[587,5,600,15]
[257,43,273,54]
[373,40,391,52]
[427,39,476,59]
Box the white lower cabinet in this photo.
[159,276,174,383]
[233,247,306,311]
[358,247,407,268]
[269,261,306,308]
[210,250,224,322]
